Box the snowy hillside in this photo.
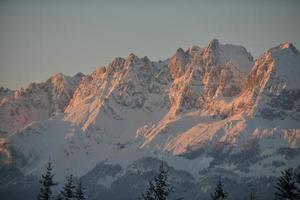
[0,40,299,200]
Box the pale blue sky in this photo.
[1,0,300,89]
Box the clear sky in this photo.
[0,0,300,89]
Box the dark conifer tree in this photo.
[274,168,300,200]
[294,165,300,184]
[249,191,256,200]
[60,174,76,200]
[142,161,172,200]
[142,181,156,200]
[210,180,228,200]
[37,161,58,200]
[74,181,86,200]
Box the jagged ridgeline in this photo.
[0,40,300,200]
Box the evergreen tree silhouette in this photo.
[142,161,172,200]
[274,168,300,200]
[74,181,86,200]
[249,191,256,200]
[210,180,228,200]
[60,174,76,200]
[37,161,58,200]
[294,165,300,184]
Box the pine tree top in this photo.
[37,161,58,200]
[60,174,76,200]
[74,181,86,200]
[210,180,228,200]
[141,160,172,200]
[274,168,300,200]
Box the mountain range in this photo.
[0,39,299,200]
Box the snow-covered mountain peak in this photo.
[126,52,138,61]
[106,57,125,74]
[0,87,13,100]
[187,45,201,55]
[269,42,300,55]
[168,48,189,79]
[167,40,254,115]
[202,40,254,73]
[91,67,106,78]
[246,41,300,92]
[50,72,66,80]
[206,38,219,52]
[241,42,300,120]
[175,47,186,55]
[124,53,145,69]
[64,52,172,131]
[73,72,85,78]
[0,72,83,134]
[105,53,151,76]
[267,42,300,89]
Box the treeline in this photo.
[37,162,86,200]
[141,161,300,200]
[36,161,300,200]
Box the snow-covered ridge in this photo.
[0,73,84,134]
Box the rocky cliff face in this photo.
[167,39,253,114]
[0,73,83,134]
[243,42,300,120]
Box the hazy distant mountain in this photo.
[0,40,299,200]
